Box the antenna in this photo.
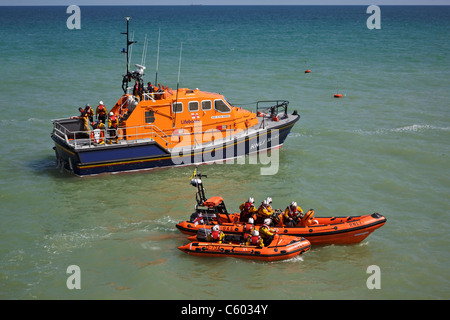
[128,31,135,71]
[177,42,183,89]
[121,17,137,94]
[141,33,148,67]
[155,28,160,86]
[173,42,183,127]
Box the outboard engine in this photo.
[197,228,211,241]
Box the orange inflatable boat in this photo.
[176,167,387,245]
[176,212,386,245]
[178,231,310,261]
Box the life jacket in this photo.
[250,235,260,245]
[192,213,203,225]
[240,202,256,222]
[243,202,253,212]
[84,107,94,118]
[287,206,298,218]
[109,116,118,129]
[97,105,107,115]
[258,204,268,215]
[211,230,221,241]
[244,223,254,233]
[260,226,274,239]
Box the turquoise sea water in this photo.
[0,5,449,300]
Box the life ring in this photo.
[90,129,105,145]
[271,116,279,122]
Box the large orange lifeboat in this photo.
[178,231,310,261]
[51,18,300,176]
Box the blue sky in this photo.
[2,1,449,5]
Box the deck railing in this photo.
[255,100,289,129]
[52,118,169,149]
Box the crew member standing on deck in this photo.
[146,82,155,93]
[107,111,118,144]
[96,101,108,124]
[133,81,143,100]
[84,104,94,124]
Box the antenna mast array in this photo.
[121,17,148,94]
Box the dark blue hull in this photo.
[52,115,299,176]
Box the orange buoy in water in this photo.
[334,93,343,98]
[304,69,311,73]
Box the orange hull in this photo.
[178,234,310,261]
[176,213,386,245]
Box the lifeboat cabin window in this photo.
[214,99,231,113]
[201,100,212,111]
[145,110,155,123]
[172,102,183,113]
[188,101,199,112]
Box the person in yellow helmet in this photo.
[284,201,304,227]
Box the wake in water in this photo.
[355,124,450,136]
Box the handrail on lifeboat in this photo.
[255,100,289,129]
[52,118,170,149]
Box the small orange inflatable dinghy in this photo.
[178,231,310,261]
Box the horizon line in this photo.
[1,3,449,5]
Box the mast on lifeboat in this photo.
[121,17,145,94]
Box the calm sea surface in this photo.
[0,5,449,300]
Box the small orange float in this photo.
[334,93,343,98]
[304,69,311,73]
